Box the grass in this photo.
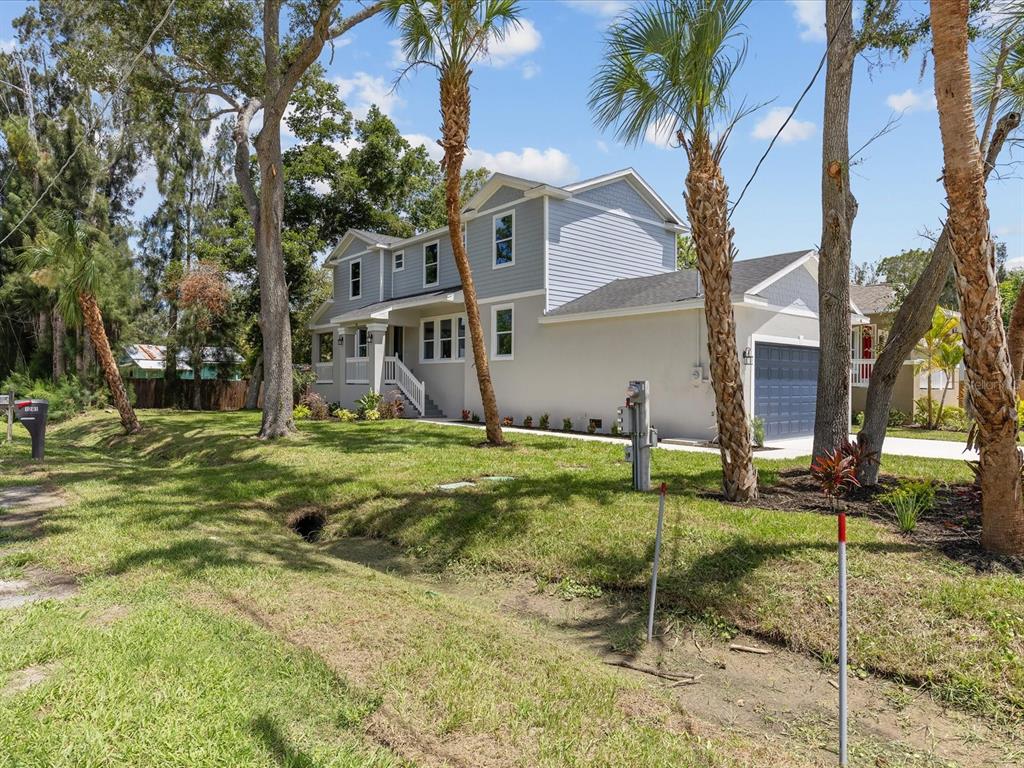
[1,411,1020,764]
[0,412,789,768]
[869,426,969,442]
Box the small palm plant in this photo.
[22,213,141,434]
[915,308,961,428]
[386,0,523,447]
[590,0,758,501]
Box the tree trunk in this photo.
[244,353,264,410]
[76,327,86,377]
[1007,278,1024,387]
[813,0,857,459]
[440,68,503,446]
[192,347,203,411]
[51,305,65,380]
[927,369,934,428]
[78,292,140,434]
[931,0,1023,555]
[685,138,757,501]
[856,110,1020,484]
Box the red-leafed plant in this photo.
[839,436,879,475]
[810,449,860,510]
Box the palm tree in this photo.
[22,213,141,434]
[915,308,960,429]
[590,0,757,501]
[386,0,521,446]
[930,0,1023,555]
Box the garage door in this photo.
[754,342,819,440]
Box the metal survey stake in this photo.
[838,511,848,765]
[647,482,667,642]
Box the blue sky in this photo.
[2,0,1022,270]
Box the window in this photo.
[420,314,467,363]
[349,259,361,299]
[393,250,404,272]
[492,304,513,359]
[318,334,333,363]
[424,241,439,286]
[355,328,368,358]
[493,212,514,268]
[422,321,435,360]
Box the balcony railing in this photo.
[345,357,369,384]
[314,362,333,384]
[851,358,874,387]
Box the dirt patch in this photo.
[366,706,507,768]
[0,565,79,609]
[710,469,1024,574]
[2,662,61,695]
[85,604,130,628]
[286,508,327,543]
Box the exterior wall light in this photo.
[742,347,754,366]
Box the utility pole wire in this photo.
[729,0,855,219]
[0,0,177,249]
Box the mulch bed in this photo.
[706,468,1024,575]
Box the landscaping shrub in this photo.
[328,401,343,417]
[750,416,765,447]
[355,390,382,416]
[887,409,909,427]
[471,412,480,423]
[299,391,329,420]
[852,411,864,427]
[502,416,514,427]
[292,367,316,404]
[539,413,550,430]
[1,372,109,423]
[938,405,968,432]
[880,480,935,533]
[292,404,312,420]
[379,390,404,420]
[523,415,533,428]
[839,437,879,475]
[610,423,621,436]
[363,408,381,421]
[810,449,859,506]
[337,409,358,422]
[461,409,471,422]
[562,417,573,432]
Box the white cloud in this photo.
[388,38,406,68]
[886,88,936,113]
[404,134,578,185]
[645,115,677,149]
[563,1,630,20]
[484,18,541,68]
[751,107,816,143]
[0,39,16,53]
[787,0,826,42]
[332,72,402,119]
[595,139,609,153]
[521,61,541,80]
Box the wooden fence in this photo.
[130,379,257,411]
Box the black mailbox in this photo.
[14,398,48,460]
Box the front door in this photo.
[391,326,404,362]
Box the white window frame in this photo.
[492,210,515,269]
[393,250,404,272]
[423,240,440,288]
[355,328,368,358]
[491,303,514,361]
[349,258,362,300]
[419,312,468,364]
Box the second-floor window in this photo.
[349,259,361,299]
[393,250,404,271]
[493,212,514,268]
[424,242,439,286]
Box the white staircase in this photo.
[383,356,426,416]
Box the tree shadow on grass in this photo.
[251,714,320,768]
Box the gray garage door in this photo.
[754,342,819,440]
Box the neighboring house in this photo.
[848,283,962,418]
[309,168,848,441]
[120,344,244,381]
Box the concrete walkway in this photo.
[421,419,976,462]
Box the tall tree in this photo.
[591,0,758,501]
[930,0,1023,555]
[386,0,522,447]
[23,214,141,433]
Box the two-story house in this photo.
[309,168,835,441]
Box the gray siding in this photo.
[573,179,669,222]
[477,185,525,212]
[753,264,819,313]
[547,199,675,310]
[332,250,382,314]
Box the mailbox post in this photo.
[14,399,49,460]
[1,392,12,444]
[617,381,658,491]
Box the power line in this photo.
[729,0,855,218]
[0,0,177,249]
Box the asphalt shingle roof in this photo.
[546,250,814,317]
[849,283,896,315]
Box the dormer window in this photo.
[349,259,361,299]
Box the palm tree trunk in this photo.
[931,0,1023,555]
[1007,278,1024,387]
[51,305,65,380]
[440,67,503,446]
[937,373,951,425]
[77,292,140,434]
[685,138,757,501]
[856,110,1020,484]
[927,371,934,428]
[813,0,857,459]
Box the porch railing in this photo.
[345,357,368,384]
[314,362,333,384]
[384,355,425,415]
[851,358,874,387]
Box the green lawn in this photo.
[858,425,970,443]
[0,411,1020,767]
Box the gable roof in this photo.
[849,283,896,315]
[546,250,816,318]
[564,168,683,226]
[326,228,404,265]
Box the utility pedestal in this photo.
[617,381,658,492]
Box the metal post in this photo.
[6,391,12,444]
[838,510,848,766]
[647,483,667,642]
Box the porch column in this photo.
[367,322,388,394]
[337,326,354,384]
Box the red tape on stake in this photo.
[838,512,847,543]
[659,482,667,496]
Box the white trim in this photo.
[490,303,515,361]
[478,288,545,305]
[492,209,515,269]
[423,240,440,288]
[418,312,467,364]
[737,296,819,319]
[308,299,335,328]
[538,298,704,324]
[744,251,817,296]
[393,250,404,272]
[564,196,685,232]
[331,248,370,266]
[542,195,550,312]
[349,258,362,300]
[379,255,384,301]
